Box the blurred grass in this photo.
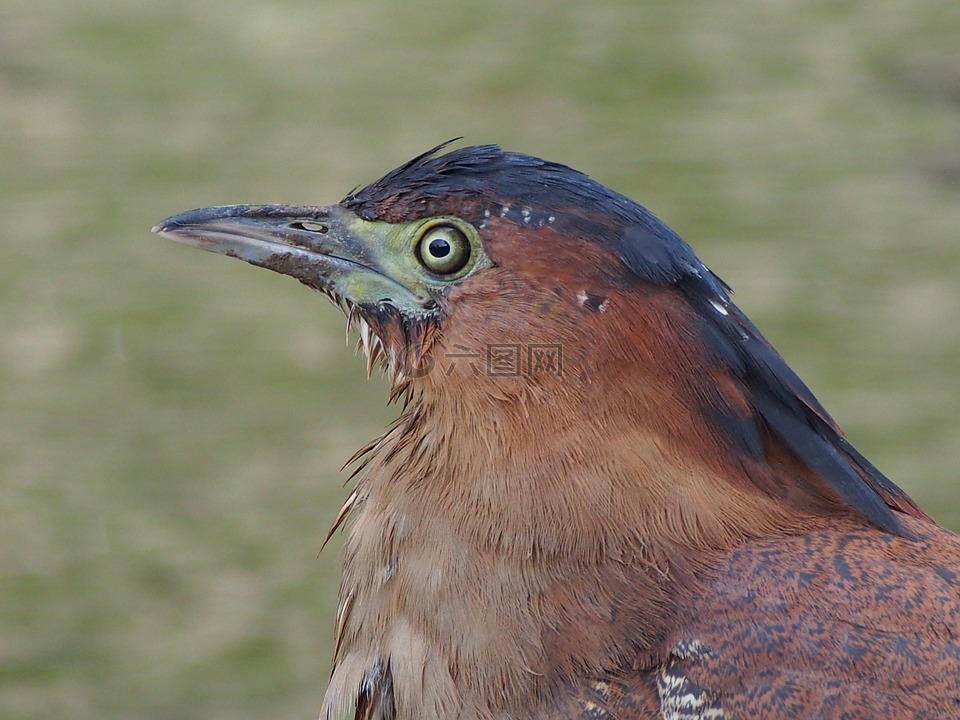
[1,0,959,718]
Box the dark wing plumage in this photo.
[599,167,925,535]
[673,270,926,536]
[600,177,925,535]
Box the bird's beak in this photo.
[152,204,433,311]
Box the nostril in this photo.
[290,221,329,233]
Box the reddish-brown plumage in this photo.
[155,145,960,719]
[325,213,958,718]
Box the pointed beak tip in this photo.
[152,211,188,236]
[152,206,232,238]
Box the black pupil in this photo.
[429,237,451,258]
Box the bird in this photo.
[154,142,960,719]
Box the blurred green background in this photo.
[2,1,959,718]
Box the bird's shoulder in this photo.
[558,516,960,719]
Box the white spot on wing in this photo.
[657,639,724,719]
[709,299,728,316]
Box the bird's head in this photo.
[152,144,726,400]
[155,142,924,543]
[335,143,734,398]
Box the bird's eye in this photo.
[416,223,471,275]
